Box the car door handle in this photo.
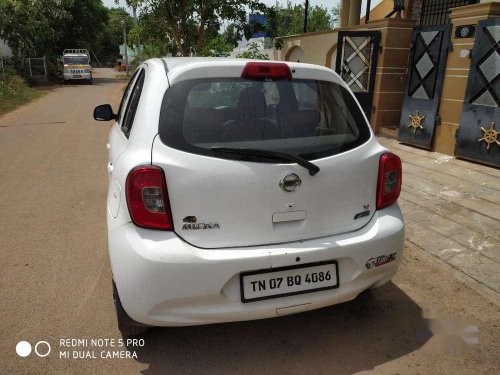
[107,162,113,174]
[106,142,111,150]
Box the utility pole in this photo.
[122,20,129,76]
[131,4,142,64]
[303,0,309,34]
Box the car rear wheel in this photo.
[112,280,151,337]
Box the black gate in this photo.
[455,18,500,167]
[335,30,380,118]
[398,24,451,149]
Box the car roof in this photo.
[159,57,251,73]
[150,57,340,81]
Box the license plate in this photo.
[240,260,339,303]
[73,74,82,78]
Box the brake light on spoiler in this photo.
[241,62,292,80]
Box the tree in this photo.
[223,24,239,49]
[57,0,109,54]
[116,0,143,62]
[140,0,266,56]
[201,36,233,57]
[331,3,340,28]
[0,0,109,72]
[269,1,335,39]
[95,8,134,65]
[0,0,72,58]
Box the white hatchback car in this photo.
[94,58,404,336]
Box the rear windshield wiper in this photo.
[211,147,320,176]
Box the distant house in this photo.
[119,44,141,63]
[229,14,274,59]
[0,39,13,57]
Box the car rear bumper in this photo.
[109,204,404,326]
[64,73,91,80]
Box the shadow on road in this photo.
[91,76,129,86]
[59,77,127,87]
[131,282,431,375]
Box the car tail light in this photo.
[376,153,402,210]
[126,166,173,230]
[241,62,292,80]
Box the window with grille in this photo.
[420,0,479,26]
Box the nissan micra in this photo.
[93,58,404,336]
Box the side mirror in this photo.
[94,104,117,121]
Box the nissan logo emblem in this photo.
[280,173,301,193]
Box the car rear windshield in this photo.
[158,78,371,161]
[64,56,89,65]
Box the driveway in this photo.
[0,69,498,374]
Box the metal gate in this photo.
[398,24,451,149]
[455,18,500,167]
[335,30,380,118]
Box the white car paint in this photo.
[103,58,404,327]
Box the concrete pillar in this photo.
[349,0,362,26]
[340,0,351,28]
[433,1,500,155]
[365,18,416,134]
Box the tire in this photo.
[112,280,151,337]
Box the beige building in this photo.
[274,0,500,168]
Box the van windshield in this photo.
[158,78,371,161]
[64,56,89,65]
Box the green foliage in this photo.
[93,8,134,65]
[0,0,72,56]
[0,71,43,115]
[0,0,111,73]
[223,24,239,49]
[266,1,337,39]
[201,36,233,57]
[236,42,270,60]
[140,0,266,56]
[58,0,109,52]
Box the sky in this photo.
[102,0,381,18]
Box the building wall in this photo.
[275,30,339,69]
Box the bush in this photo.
[0,71,26,97]
[0,71,43,115]
[236,42,270,60]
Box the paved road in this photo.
[0,69,498,374]
[378,137,500,301]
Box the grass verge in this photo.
[0,72,45,116]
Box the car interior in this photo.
[182,81,339,145]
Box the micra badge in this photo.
[365,252,397,269]
[182,216,220,230]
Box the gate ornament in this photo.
[478,122,500,151]
[408,110,425,133]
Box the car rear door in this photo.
[152,62,385,249]
[107,69,146,218]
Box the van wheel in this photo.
[112,280,150,337]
